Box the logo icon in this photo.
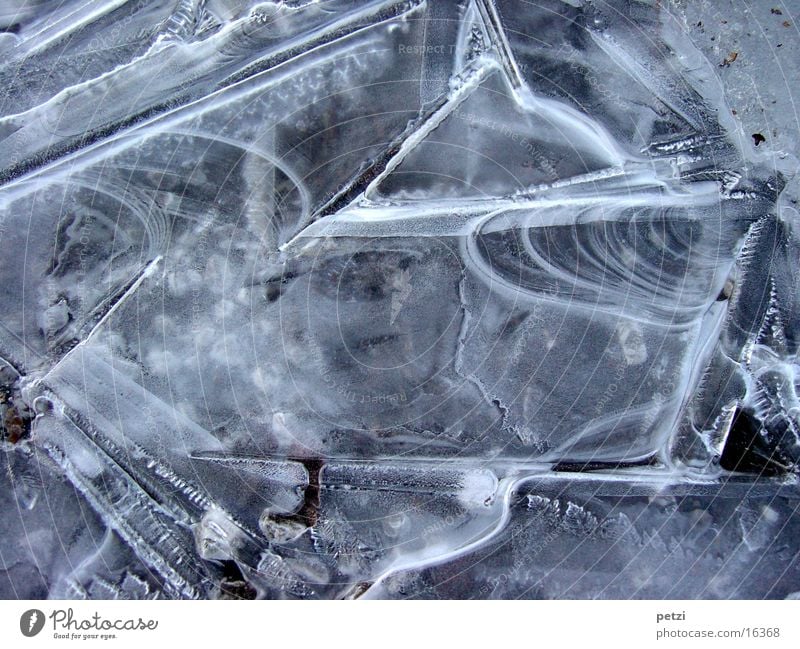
[20,609,45,637]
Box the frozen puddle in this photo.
[0,0,797,599]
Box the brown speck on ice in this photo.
[720,51,739,67]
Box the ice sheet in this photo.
[0,0,797,599]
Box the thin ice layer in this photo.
[0,0,796,601]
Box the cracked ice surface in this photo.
[0,0,798,599]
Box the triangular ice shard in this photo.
[370,67,626,201]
